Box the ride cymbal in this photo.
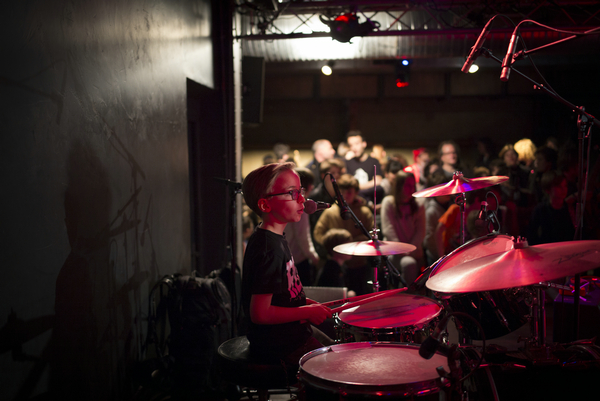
[426,239,600,293]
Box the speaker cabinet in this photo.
[242,56,265,124]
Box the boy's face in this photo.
[264,169,306,224]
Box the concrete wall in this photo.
[0,1,215,399]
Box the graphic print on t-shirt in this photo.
[354,168,369,185]
[286,257,302,299]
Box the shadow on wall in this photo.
[49,138,112,400]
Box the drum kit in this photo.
[299,171,600,400]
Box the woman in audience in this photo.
[380,171,426,287]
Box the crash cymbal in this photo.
[426,239,600,293]
[334,240,416,256]
[412,171,508,198]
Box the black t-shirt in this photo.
[345,155,381,184]
[242,227,312,358]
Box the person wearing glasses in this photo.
[241,162,332,367]
[437,140,466,180]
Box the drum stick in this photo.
[321,288,404,307]
[330,288,407,314]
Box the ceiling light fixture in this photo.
[321,61,335,75]
[319,12,380,43]
[395,59,411,87]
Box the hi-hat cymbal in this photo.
[412,171,508,198]
[426,239,600,293]
[334,240,416,256]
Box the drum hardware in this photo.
[413,172,508,246]
[427,234,528,341]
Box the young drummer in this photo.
[241,162,332,365]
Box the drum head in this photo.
[338,294,441,329]
[299,342,448,395]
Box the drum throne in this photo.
[217,336,299,401]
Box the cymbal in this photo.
[426,240,600,293]
[412,172,508,198]
[334,240,416,256]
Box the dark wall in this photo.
[0,0,218,399]
[243,64,600,154]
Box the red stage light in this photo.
[396,79,409,88]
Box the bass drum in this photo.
[429,234,531,340]
[298,342,450,400]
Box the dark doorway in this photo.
[187,79,232,276]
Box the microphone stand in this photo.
[480,43,598,342]
[214,177,243,337]
[326,173,406,291]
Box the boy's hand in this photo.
[304,303,332,326]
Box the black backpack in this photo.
[140,269,235,399]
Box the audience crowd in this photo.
[243,132,600,295]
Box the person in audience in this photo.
[380,159,405,197]
[313,174,374,295]
[474,137,497,171]
[404,147,430,191]
[370,143,390,171]
[514,138,537,170]
[345,130,383,192]
[423,169,452,265]
[437,140,466,179]
[499,144,531,206]
[284,167,320,285]
[530,145,558,205]
[316,228,354,293]
[306,139,337,188]
[380,171,425,287]
[528,170,575,245]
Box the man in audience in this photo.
[306,139,337,188]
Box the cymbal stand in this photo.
[454,188,467,246]
[481,43,598,342]
[520,283,560,365]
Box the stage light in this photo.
[468,63,479,73]
[395,59,411,87]
[319,13,379,43]
[321,61,334,76]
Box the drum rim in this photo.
[337,293,443,329]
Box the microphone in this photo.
[461,21,492,73]
[329,175,352,220]
[304,199,331,214]
[477,201,489,220]
[419,315,450,360]
[500,28,519,81]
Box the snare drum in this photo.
[298,342,450,400]
[429,234,530,340]
[336,293,442,344]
